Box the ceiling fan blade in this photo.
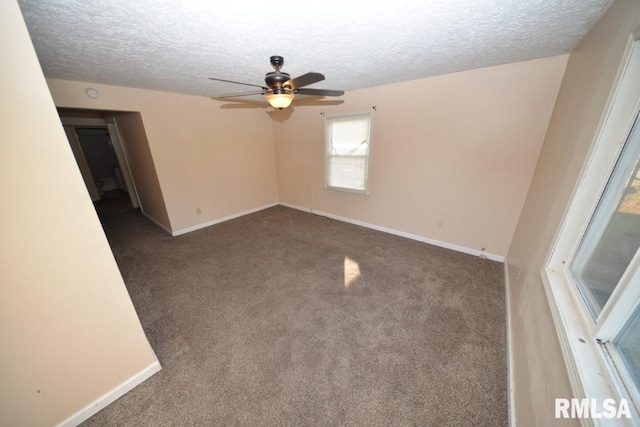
[219,91,264,99]
[295,88,345,97]
[293,99,345,106]
[286,72,325,90]
[209,77,267,90]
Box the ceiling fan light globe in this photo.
[266,93,294,109]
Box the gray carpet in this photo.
[84,202,507,426]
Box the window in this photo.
[325,113,372,195]
[543,35,640,424]
[570,112,640,319]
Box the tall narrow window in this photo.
[570,111,640,318]
[325,113,372,195]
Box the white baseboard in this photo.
[304,207,505,262]
[171,203,278,236]
[278,202,311,213]
[504,263,516,426]
[163,200,505,262]
[57,359,161,427]
[141,211,172,235]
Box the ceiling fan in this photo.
[209,56,344,109]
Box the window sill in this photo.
[324,186,370,197]
[541,266,638,426]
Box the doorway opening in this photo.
[76,127,126,195]
[58,107,172,231]
[59,108,140,220]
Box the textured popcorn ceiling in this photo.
[18,0,612,100]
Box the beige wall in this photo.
[112,112,171,228]
[273,55,568,258]
[506,0,640,425]
[12,0,633,424]
[46,79,280,233]
[0,1,159,425]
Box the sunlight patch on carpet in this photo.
[343,256,361,289]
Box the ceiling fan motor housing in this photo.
[265,71,291,93]
[266,55,292,93]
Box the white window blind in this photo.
[325,113,372,195]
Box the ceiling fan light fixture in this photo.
[266,92,294,109]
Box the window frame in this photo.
[542,33,640,426]
[324,111,373,196]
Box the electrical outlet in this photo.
[196,208,202,215]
